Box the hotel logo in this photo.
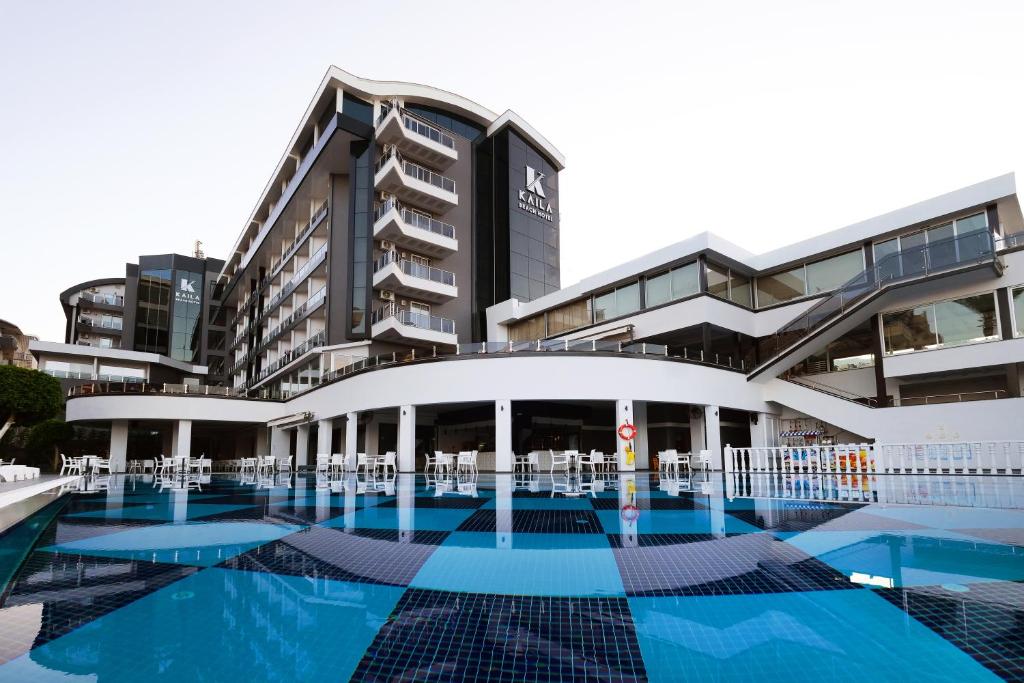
[174,276,201,305]
[518,165,555,222]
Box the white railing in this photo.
[725,472,1024,509]
[725,444,877,475]
[725,441,1024,476]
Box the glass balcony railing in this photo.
[375,147,456,194]
[373,198,456,239]
[371,303,455,334]
[758,229,996,368]
[373,251,455,287]
[376,104,456,150]
[79,317,123,330]
[80,292,124,306]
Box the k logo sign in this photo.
[525,166,546,198]
[179,279,196,294]
[174,276,201,304]
[518,165,555,222]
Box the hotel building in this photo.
[31,68,1024,471]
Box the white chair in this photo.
[59,454,82,476]
[590,451,609,472]
[277,455,293,474]
[550,449,570,473]
[426,451,440,473]
[315,454,330,474]
[456,451,477,474]
[660,449,679,475]
[328,453,345,475]
[356,453,372,476]
[578,450,599,473]
[239,457,257,474]
[698,449,712,472]
[527,451,540,472]
[377,451,397,476]
[92,457,112,475]
[436,452,453,474]
[142,459,155,473]
[257,455,276,476]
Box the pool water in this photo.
[0,472,1021,682]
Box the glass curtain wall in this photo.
[883,292,999,354]
[135,269,172,355]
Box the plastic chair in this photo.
[378,451,397,476]
[315,454,330,474]
[698,449,712,472]
[549,449,570,473]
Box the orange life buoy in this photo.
[617,422,638,441]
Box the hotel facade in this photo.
[31,67,1024,472]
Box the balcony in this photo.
[373,199,458,257]
[372,251,457,303]
[375,106,458,170]
[374,147,457,213]
[78,292,124,310]
[370,303,457,347]
[77,317,123,335]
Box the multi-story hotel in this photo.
[31,67,1024,470]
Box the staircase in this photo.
[748,229,999,381]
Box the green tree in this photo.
[25,418,73,471]
[0,366,62,443]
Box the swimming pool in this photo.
[0,472,1020,681]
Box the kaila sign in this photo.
[518,166,555,222]
[174,276,201,305]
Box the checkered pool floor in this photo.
[0,472,1021,681]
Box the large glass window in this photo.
[135,268,172,355]
[805,250,864,294]
[171,269,204,362]
[756,267,805,307]
[1014,287,1024,337]
[883,292,998,354]
[645,262,700,308]
[594,282,640,322]
[706,262,752,306]
[509,315,545,342]
[547,299,592,335]
[792,319,875,375]
[872,212,989,280]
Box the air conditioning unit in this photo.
[379,291,395,302]
[379,240,394,251]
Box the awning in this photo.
[267,411,314,428]
[779,429,820,437]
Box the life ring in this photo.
[620,504,640,522]
[617,422,638,441]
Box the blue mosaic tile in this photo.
[319,506,477,532]
[456,509,605,534]
[596,508,761,536]
[352,589,646,681]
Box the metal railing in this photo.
[375,147,456,194]
[894,390,1008,406]
[79,292,124,306]
[373,250,456,287]
[248,330,327,387]
[757,229,996,370]
[263,243,329,315]
[67,382,266,400]
[371,303,455,334]
[79,317,123,330]
[256,286,327,354]
[373,198,456,239]
[996,232,1024,251]
[376,105,456,150]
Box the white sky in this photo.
[2,0,1023,342]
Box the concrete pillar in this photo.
[270,427,290,458]
[495,400,512,473]
[398,473,415,541]
[172,420,192,458]
[398,405,416,472]
[632,401,649,470]
[256,427,269,456]
[109,420,129,473]
[704,405,722,470]
[295,424,310,469]
[689,408,705,454]
[615,400,636,472]
[749,412,770,448]
[345,412,358,461]
[495,473,512,548]
[365,417,379,456]
[317,419,333,455]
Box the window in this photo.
[805,250,864,294]
[645,262,699,308]
[1014,287,1024,337]
[594,282,640,322]
[705,262,752,306]
[872,212,990,280]
[883,292,998,354]
[509,315,545,342]
[547,299,592,335]
[756,267,805,307]
[791,319,875,375]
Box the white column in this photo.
[172,420,192,458]
[295,424,310,469]
[109,420,129,473]
[704,405,722,470]
[632,401,649,470]
[617,473,639,547]
[256,426,269,456]
[615,400,636,471]
[495,473,512,548]
[398,473,415,541]
[345,412,358,459]
[270,427,290,458]
[365,417,379,456]
[749,412,774,447]
[495,400,512,473]
[689,407,705,454]
[317,419,333,455]
[398,405,416,472]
